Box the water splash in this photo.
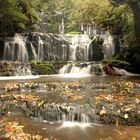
[56,121,92,130]
[30,103,96,124]
[59,62,106,75]
[15,65,32,76]
[113,67,136,76]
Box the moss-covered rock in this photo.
[31,61,66,74]
[103,59,132,72]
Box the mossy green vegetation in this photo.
[116,45,140,73]
[103,58,131,71]
[104,44,140,74]
[66,31,82,34]
[31,61,66,74]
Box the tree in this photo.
[0,0,26,33]
[18,0,39,26]
[110,0,140,43]
[69,0,128,34]
[0,0,39,33]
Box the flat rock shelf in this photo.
[0,75,140,140]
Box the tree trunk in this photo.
[128,1,140,43]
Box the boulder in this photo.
[103,64,120,76]
[0,61,15,76]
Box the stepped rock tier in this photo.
[2,33,69,62]
[1,32,116,63]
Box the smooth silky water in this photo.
[1,32,140,139]
[0,75,140,140]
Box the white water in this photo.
[37,35,44,60]
[59,62,106,75]
[3,34,28,62]
[31,103,96,124]
[65,34,91,61]
[3,32,115,63]
[16,65,32,76]
[30,43,38,61]
[3,33,69,62]
[101,32,115,58]
[0,75,40,80]
[113,67,136,76]
[56,121,92,130]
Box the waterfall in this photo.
[31,103,96,123]
[2,32,70,62]
[59,17,65,34]
[3,34,28,63]
[59,62,106,75]
[2,32,116,71]
[65,34,91,61]
[101,32,115,58]
[26,32,70,61]
[59,32,115,75]
[37,35,44,60]
[30,43,38,61]
[113,67,135,76]
[15,64,32,76]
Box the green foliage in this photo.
[67,0,140,45]
[46,0,75,32]
[104,58,131,70]
[66,31,82,34]
[0,0,40,33]
[0,0,140,47]
[31,61,66,74]
[102,42,140,73]
[69,0,133,36]
[116,45,140,73]
[0,0,26,32]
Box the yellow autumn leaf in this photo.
[38,100,45,107]
[132,137,137,140]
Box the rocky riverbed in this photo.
[0,79,140,139]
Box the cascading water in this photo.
[28,103,96,123]
[101,32,115,58]
[59,33,115,75]
[15,64,32,76]
[2,32,70,62]
[26,33,70,61]
[3,34,28,63]
[59,62,106,75]
[65,34,91,61]
[2,31,117,75]
[2,31,115,63]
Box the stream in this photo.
[0,75,140,140]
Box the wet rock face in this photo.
[26,32,70,61]
[96,100,140,126]
[103,64,120,76]
[89,35,104,61]
[0,61,32,76]
[0,92,140,126]
[0,61,15,76]
[0,80,140,126]
[2,32,70,62]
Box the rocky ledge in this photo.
[0,81,140,126]
[0,61,15,76]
